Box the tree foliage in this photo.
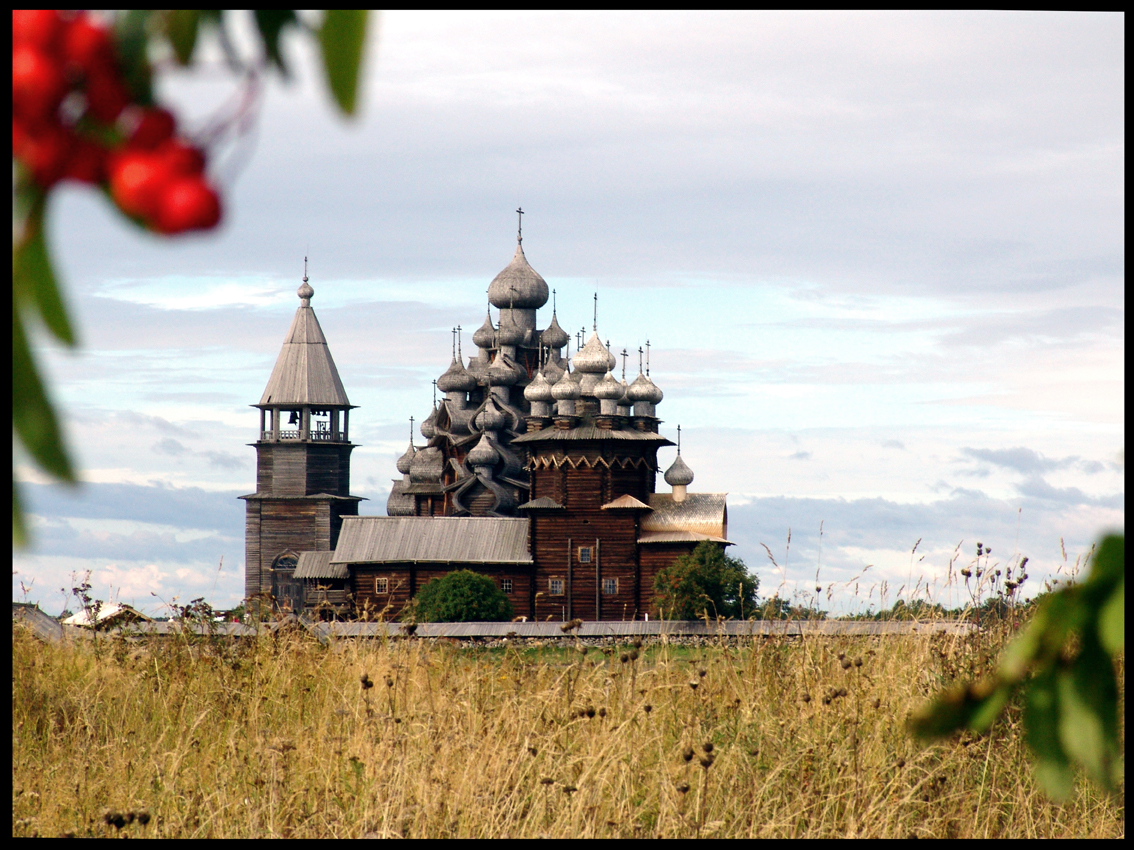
[653,541,758,620]
[910,532,1124,800]
[405,570,514,623]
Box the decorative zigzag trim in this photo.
[526,454,656,471]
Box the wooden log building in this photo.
[243,229,730,620]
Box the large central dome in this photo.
[488,243,549,310]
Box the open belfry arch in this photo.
[244,223,728,620]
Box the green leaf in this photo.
[114,10,155,105]
[165,9,203,65]
[1057,631,1120,791]
[1087,534,1124,591]
[12,300,76,485]
[13,480,27,548]
[320,10,369,116]
[1025,664,1073,801]
[1097,578,1123,656]
[254,10,298,77]
[12,210,76,346]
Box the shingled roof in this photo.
[258,284,351,407]
[332,516,533,565]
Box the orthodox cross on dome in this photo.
[646,339,651,376]
[677,424,682,454]
[432,379,437,408]
[516,207,524,245]
[409,416,415,450]
[621,349,628,381]
[638,346,644,374]
[552,287,557,313]
[593,292,598,331]
[456,324,463,360]
[451,327,457,360]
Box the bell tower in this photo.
[240,265,363,607]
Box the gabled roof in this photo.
[601,494,652,510]
[294,551,349,580]
[62,602,152,628]
[332,516,533,565]
[517,496,565,510]
[643,493,730,542]
[258,299,351,407]
[511,424,673,444]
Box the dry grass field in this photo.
[11,619,1124,838]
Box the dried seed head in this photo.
[837,687,847,697]
[598,707,607,718]
[698,669,707,678]
[629,649,639,661]
[816,586,822,593]
[540,777,554,785]
[620,653,629,663]
[676,781,690,794]
[633,639,642,649]
[585,706,596,718]
[872,697,881,709]
[700,753,715,769]
[896,757,906,769]
[854,657,863,667]
[644,704,653,714]
[528,746,538,756]
[837,651,846,661]
[360,673,373,690]
[688,681,699,691]
[749,746,760,757]
[682,747,694,762]
[841,658,852,670]
[575,644,586,654]
[136,811,151,826]
[702,741,714,754]
[801,692,811,703]
[385,677,394,688]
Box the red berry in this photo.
[84,69,130,123]
[13,10,63,52]
[129,107,177,150]
[156,176,221,233]
[61,14,116,76]
[12,45,67,125]
[62,135,107,184]
[154,138,207,176]
[108,150,169,220]
[19,124,71,188]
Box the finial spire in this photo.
[432,379,437,408]
[451,327,457,360]
[552,287,557,314]
[593,292,598,331]
[409,416,415,450]
[638,346,644,374]
[677,424,682,454]
[297,256,314,303]
[516,207,524,245]
[646,339,651,376]
[621,348,628,381]
[456,324,463,361]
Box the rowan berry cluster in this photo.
[12,9,221,234]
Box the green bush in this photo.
[405,570,514,623]
[653,541,759,620]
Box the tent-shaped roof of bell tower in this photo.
[258,273,352,407]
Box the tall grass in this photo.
[11,620,1123,838]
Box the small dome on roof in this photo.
[437,357,477,393]
[495,312,524,347]
[467,433,499,469]
[473,310,496,349]
[420,407,438,439]
[573,332,616,374]
[487,355,521,386]
[664,454,694,487]
[626,372,663,405]
[474,397,508,431]
[297,279,314,303]
[551,368,581,400]
[488,244,549,310]
[542,356,565,384]
[541,312,569,350]
[395,441,417,475]
[409,446,443,483]
[524,371,554,403]
[594,371,625,401]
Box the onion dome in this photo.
[474,398,508,431]
[437,357,477,394]
[664,454,694,487]
[409,446,443,483]
[594,371,625,401]
[487,355,521,386]
[420,406,438,439]
[524,371,554,403]
[573,332,616,374]
[395,441,417,475]
[495,312,525,347]
[541,312,570,350]
[626,372,664,404]
[467,433,499,469]
[473,310,496,349]
[542,356,565,384]
[488,244,549,310]
[551,368,581,400]
[297,278,314,304]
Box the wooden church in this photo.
[242,227,729,620]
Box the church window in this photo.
[602,578,618,595]
[549,578,564,596]
[502,578,513,594]
[578,546,593,564]
[375,577,389,594]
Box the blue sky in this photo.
[14,11,1123,616]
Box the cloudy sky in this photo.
[14,11,1123,617]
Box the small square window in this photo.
[602,578,618,595]
[375,577,389,594]
[549,578,564,596]
[578,546,592,564]
[502,578,513,594]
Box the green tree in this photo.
[12,9,370,544]
[406,570,514,623]
[653,541,758,620]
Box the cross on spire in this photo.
[409,416,415,449]
[646,339,651,376]
[303,256,308,283]
[621,348,628,381]
[593,292,598,331]
[516,207,524,245]
[677,424,682,454]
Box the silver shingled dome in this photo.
[488,244,549,310]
